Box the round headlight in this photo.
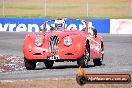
[64,36,72,46]
[35,37,43,47]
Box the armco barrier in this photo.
[0,18,110,33]
[110,19,132,34]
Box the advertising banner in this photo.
[0,18,110,33]
[0,18,50,32]
[86,19,110,33]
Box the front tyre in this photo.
[77,43,90,67]
[24,57,36,70]
[44,60,54,69]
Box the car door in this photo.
[94,35,102,58]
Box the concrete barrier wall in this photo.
[0,18,110,33]
[110,19,132,34]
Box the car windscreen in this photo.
[44,18,86,32]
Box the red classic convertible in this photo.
[23,18,104,70]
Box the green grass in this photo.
[0,14,131,19]
[101,5,127,10]
[0,5,80,10]
[47,5,80,10]
[0,5,43,10]
[0,14,85,18]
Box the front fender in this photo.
[58,35,87,59]
[23,33,44,58]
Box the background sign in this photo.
[0,18,110,33]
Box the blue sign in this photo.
[0,18,110,33]
[86,19,110,33]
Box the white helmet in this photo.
[55,19,65,30]
[88,22,95,35]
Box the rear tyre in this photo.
[93,41,104,66]
[77,43,90,67]
[93,59,102,66]
[24,57,36,70]
[44,60,54,69]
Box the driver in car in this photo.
[88,22,95,35]
[40,19,65,32]
[88,22,97,38]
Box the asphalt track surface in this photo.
[0,32,132,80]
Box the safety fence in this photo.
[0,0,130,18]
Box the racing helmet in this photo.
[88,22,95,29]
[54,19,65,30]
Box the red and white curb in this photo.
[0,54,25,72]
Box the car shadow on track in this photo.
[35,65,96,70]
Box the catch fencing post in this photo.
[86,0,88,17]
[44,0,46,16]
[2,0,5,16]
[130,0,132,17]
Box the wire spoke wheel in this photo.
[84,46,90,66]
[101,41,104,62]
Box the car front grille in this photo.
[49,35,59,55]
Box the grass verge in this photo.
[0,15,131,19]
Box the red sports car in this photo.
[23,18,104,70]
